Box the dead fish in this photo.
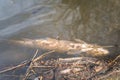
[9,38,109,58]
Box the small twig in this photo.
[31,49,39,61]
[22,49,39,80]
[40,76,43,80]
[0,61,29,74]
[87,55,120,80]
[98,70,120,80]
[108,54,120,68]
[32,65,54,68]
[33,50,55,62]
[23,50,55,80]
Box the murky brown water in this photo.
[0,0,120,74]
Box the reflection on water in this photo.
[0,4,55,38]
[0,0,62,69]
[0,0,120,75]
[0,13,30,30]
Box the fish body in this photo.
[10,38,109,58]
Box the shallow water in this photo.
[0,0,62,69]
[0,0,120,73]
